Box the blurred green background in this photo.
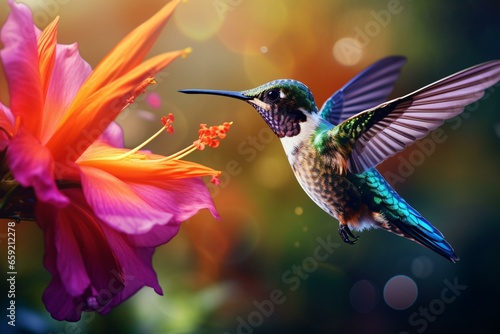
[1,0,500,333]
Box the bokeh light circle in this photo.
[294,206,304,216]
[217,0,288,55]
[332,37,363,66]
[383,275,418,310]
[174,0,222,41]
[145,92,162,109]
[350,280,377,313]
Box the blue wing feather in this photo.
[319,56,407,125]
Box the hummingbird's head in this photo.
[180,79,318,138]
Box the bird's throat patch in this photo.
[250,101,306,138]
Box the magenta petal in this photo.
[94,278,145,316]
[132,177,220,222]
[127,222,181,248]
[42,276,86,322]
[35,189,121,320]
[94,227,163,315]
[55,219,91,297]
[126,177,219,247]
[6,130,69,206]
[86,227,163,316]
[79,165,174,234]
[80,167,218,245]
[58,190,124,290]
[36,189,121,297]
[51,204,92,297]
[0,0,44,135]
[100,223,163,295]
[36,200,88,321]
[81,165,219,240]
[36,188,164,321]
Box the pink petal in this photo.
[79,165,174,234]
[131,177,220,224]
[127,222,181,248]
[6,130,69,206]
[0,0,44,136]
[80,162,219,237]
[119,177,220,247]
[0,103,14,150]
[100,223,163,294]
[40,43,92,144]
[98,122,124,148]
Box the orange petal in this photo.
[70,0,181,110]
[47,49,188,161]
[76,142,221,181]
[37,16,59,99]
[83,155,221,181]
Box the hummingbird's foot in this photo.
[338,224,359,245]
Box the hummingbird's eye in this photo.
[267,89,280,101]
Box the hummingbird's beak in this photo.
[179,89,252,101]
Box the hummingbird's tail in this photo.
[381,211,459,263]
[356,169,459,262]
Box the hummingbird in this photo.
[180,56,500,262]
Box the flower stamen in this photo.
[114,113,175,160]
[193,122,232,151]
[161,113,175,134]
[165,121,232,161]
[103,116,231,188]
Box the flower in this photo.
[0,0,230,321]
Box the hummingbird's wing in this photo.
[336,60,500,174]
[319,56,407,126]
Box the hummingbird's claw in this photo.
[338,224,359,245]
